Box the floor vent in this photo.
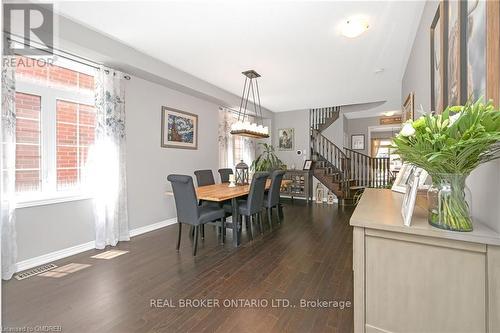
[15,263,58,281]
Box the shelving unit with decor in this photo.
[280,170,312,203]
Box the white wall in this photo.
[402,0,500,232]
[15,76,220,262]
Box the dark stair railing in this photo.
[344,148,392,188]
[310,106,340,132]
[310,129,351,198]
[309,106,395,200]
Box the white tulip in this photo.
[400,123,416,137]
[449,113,460,126]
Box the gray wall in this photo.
[15,76,220,262]
[272,110,309,169]
[345,116,380,156]
[272,108,346,200]
[402,0,500,232]
[272,109,345,169]
[14,12,271,263]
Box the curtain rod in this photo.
[219,106,265,119]
[6,33,131,80]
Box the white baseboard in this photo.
[281,195,338,203]
[16,240,96,273]
[129,217,177,237]
[15,217,178,273]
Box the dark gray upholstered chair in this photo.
[218,168,233,183]
[167,174,225,256]
[194,169,215,186]
[264,170,286,229]
[224,172,269,240]
[193,169,218,238]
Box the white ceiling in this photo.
[54,1,424,112]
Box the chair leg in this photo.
[190,226,195,238]
[259,212,264,234]
[267,208,273,230]
[276,206,282,224]
[221,217,225,245]
[201,224,205,240]
[176,223,182,251]
[278,203,284,220]
[247,215,254,241]
[193,226,199,256]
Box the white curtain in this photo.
[217,107,256,168]
[218,107,235,168]
[88,67,129,249]
[1,58,18,279]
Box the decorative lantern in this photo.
[315,183,324,204]
[235,160,249,185]
[327,191,335,205]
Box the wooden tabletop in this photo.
[196,180,271,202]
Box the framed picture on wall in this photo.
[278,128,294,151]
[303,160,313,170]
[447,0,467,106]
[402,92,415,122]
[466,0,487,102]
[161,106,198,149]
[351,134,365,150]
[430,3,446,113]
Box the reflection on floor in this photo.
[38,263,91,278]
[91,250,129,260]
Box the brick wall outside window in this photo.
[15,92,41,192]
[56,100,96,190]
[15,55,96,194]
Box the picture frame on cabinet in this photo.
[401,169,422,227]
[392,163,429,194]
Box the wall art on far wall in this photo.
[278,128,294,151]
[161,106,198,149]
[351,134,365,150]
[402,92,415,122]
[466,0,486,102]
[430,2,445,113]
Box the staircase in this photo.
[309,107,393,203]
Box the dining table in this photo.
[196,179,288,246]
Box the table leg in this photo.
[231,198,240,247]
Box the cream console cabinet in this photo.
[350,189,500,333]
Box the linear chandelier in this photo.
[230,70,269,139]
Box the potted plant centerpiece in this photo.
[393,100,500,232]
[251,143,285,172]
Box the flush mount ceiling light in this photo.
[230,70,269,139]
[341,18,369,38]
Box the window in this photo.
[14,56,96,203]
[232,115,255,167]
[371,138,402,172]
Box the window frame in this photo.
[15,76,95,207]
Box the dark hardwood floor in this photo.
[3,200,355,333]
